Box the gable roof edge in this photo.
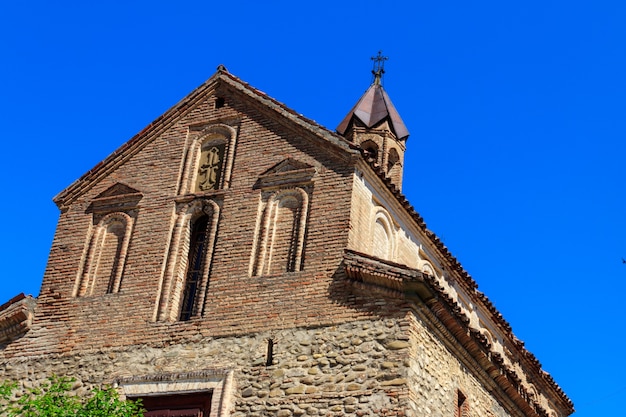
[54,69,359,211]
[53,70,227,210]
[217,71,357,154]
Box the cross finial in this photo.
[371,51,388,85]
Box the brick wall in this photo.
[1,85,371,358]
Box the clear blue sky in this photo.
[1,1,624,415]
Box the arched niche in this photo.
[250,187,309,276]
[75,212,134,297]
[179,123,238,195]
[372,208,395,261]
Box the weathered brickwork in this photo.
[0,68,572,417]
[2,86,357,357]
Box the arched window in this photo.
[456,390,469,417]
[387,147,400,172]
[179,215,210,321]
[155,200,220,322]
[373,218,391,260]
[270,195,301,274]
[420,260,436,276]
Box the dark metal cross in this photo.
[371,51,388,84]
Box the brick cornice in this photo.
[0,293,36,344]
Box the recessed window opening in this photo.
[180,215,210,321]
[387,147,400,171]
[265,338,275,366]
[360,139,379,161]
[215,97,225,108]
[456,389,468,417]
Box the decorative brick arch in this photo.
[179,123,238,195]
[372,208,395,261]
[250,187,309,276]
[480,327,495,349]
[155,199,220,322]
[75,211,134,297]
[419,259,436,276]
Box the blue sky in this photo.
[1,1,625,415]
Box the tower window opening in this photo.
[360,140,379,162]
[387,147,400,172]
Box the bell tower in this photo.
[336,52,409,190]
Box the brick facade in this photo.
[0,67,573,417]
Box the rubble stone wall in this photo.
[406,311,513,417]
[1,315,520,417]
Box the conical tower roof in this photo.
[336,77,409,141]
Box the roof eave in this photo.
[343,250,574,416]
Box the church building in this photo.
[0,60,573,416]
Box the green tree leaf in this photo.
[0,376,144,417]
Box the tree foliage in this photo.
[0,376,144,417]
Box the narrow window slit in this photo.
[265,338,275,366]
[456,389,468,417]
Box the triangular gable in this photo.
[95,183,141,199]
[87,182,143,213]
[54,67,356,211]
[255,158,317,190]
[261,158,314,175]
